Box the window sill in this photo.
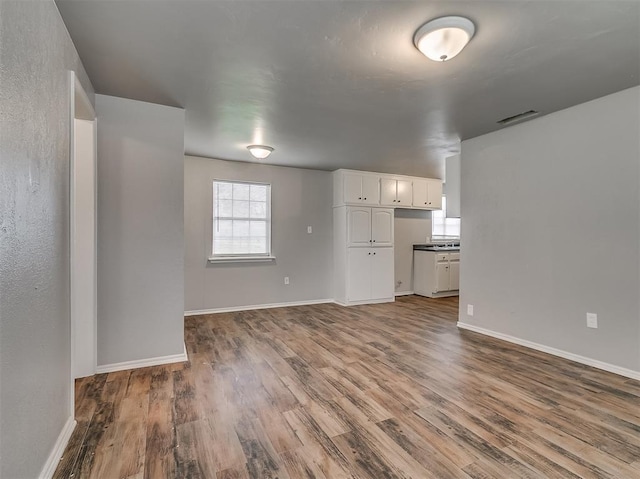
[208,255,276,264]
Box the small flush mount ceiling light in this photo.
[247,145,274,159]
[414,16,475,62]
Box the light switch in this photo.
[307,226,312,234]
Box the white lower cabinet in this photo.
[347,248,394,303]
[414,250,460,298]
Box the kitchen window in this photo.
[432,196,460,238]
[210,180,273,262]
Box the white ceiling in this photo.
[56,0,640,178]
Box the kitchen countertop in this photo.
[413,244,460,252]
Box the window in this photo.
[432,196,461,238]
[212,180,272,259]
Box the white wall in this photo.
[96,95,185,366]
[394,209,431,294]
[72,118,97,378]
[184,156,333,312]
[0,1,94,477]
[459,86,640,373]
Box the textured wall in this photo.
[0,1,94,477]
[184,156,333,312]
[96,95,185,366]
[459,87,640,372]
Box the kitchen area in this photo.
[333,153,461,304]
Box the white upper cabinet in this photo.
[334,169,442,210]
[337,171,380,206]
[371,209,393,246]
[412,179,442,210]
[380,178,412,207]
[347,208,372,246]
[347,207,393,247]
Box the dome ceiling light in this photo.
[414,16,475,62]
[247,145,274,159]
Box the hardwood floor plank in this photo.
[54,296,640,479]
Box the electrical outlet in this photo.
[586,312,598,329]
[467,304,474,316]
[284,276,290,285]
[307,226,312,234]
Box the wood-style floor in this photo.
[55,296,640,479]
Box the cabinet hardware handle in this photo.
[424,202,427,205]
[364,197,367,200]
[358,197,362,200]
[368,252,371,255]
[373,252,376,255]
[373,240,376,242]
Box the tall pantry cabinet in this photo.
[333,170,395,305]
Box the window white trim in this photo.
[212,179,272,259]
[208,255,276,264]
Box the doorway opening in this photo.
[69,71,97,405]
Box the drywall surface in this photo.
[460,86,640,372]
[96,95,185,366]
[72,119,96,378]
[444,154,461,218]
[184,156,333,311]
[394,209,431,294]
[0,1,94,477]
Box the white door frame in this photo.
[69,71,97,415]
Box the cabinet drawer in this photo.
[436,253,449,262]
[449,252,460,261]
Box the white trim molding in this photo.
[395,291,415,297]
[39,416,76,479]
[185,298,334,316]
[96,343,188,374]
[457,322,640,381]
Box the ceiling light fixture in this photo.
[247,145,274,159]
[414,16,475,62]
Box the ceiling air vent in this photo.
[497,110,539,126]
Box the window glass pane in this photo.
[216,182,233,200]
[233,183,250,200]
[213,238,234,255]
[233,220,250,236]
[250,185,267,202]
[214,219,233,236]
[218,199,233,217]
[250,201,267,219]
[249,239,267,254]
[233,200,250,218]
[249,221,266,237]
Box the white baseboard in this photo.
[457,322,640,381]
[96,342,188,374]
[184,298,334,316]
[395,291,414,297]
[39,416,76,479]
[333,297,395,307]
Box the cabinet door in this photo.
[379,178,397,206]
[361,175,380,204]
[347,208,371,246]
[347,248,372,301]
[395,179,412,206]
[343,173,363,203]
[449,260,460,290]
[435,261,450,293]
[371,208,393,246]
[370,248,394,300]
[426,180,443,209]
[412,179,429,208]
